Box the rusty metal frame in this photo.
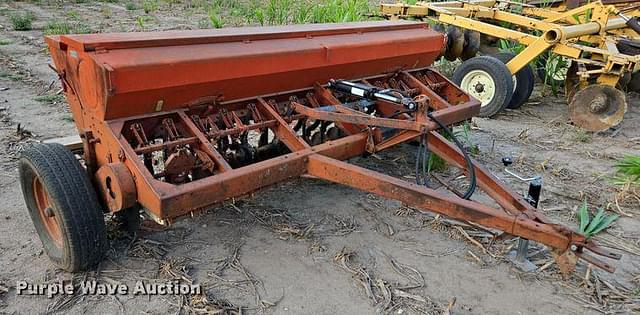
[44,22,620,274]
[95,69,619,273]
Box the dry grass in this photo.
[333,248,445,314]
[205,244,280,311]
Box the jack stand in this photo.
[507,238,538,272]
[507,177,542,272]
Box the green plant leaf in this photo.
[589,214,619,236]
[585,207,606,236]
[577,200,589,233]
[571,13,580,23]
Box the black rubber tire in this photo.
[628,71,640,94]
[492,52,535,109]
[460,30,481,61]
[452,56,514,117]
[445,25,464,61]
[19,143,107,272]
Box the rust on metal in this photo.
[95,163,137,212]
[45,21,620,274]
[33,177,63,248]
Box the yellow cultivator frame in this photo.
[381,0,640,131]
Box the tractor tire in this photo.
[492,52,535,109]
[19,143,107,272]
[453,56,514,117]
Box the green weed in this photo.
[143,0,158,14]
[9,12,35,31]
[126,2,137,10]
[427,154,447,172]
[266,0,293,25]
[249,0,372,26]
[67,10,80,20]
[309,0,371,23]
[4,72,24,81]
[208,7,224,28]
[612,155,640,187]
[35,94,65,105]
[44,20,92,35]
[576,200,619,238]
[573,128,591,143]
[454,121,479,156]
[498,39,526,55]
[101,5,113,19]
[433,58,459,78]
[254,8,266,25]
[136,15,153,30]
[539,52,569,95]
[0,39,11,45]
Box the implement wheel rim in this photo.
[460,69,496,107]
[33,176,63,249]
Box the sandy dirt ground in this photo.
[0,1,639,314]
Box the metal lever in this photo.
[501,157,540,182]
[328,79,418,111]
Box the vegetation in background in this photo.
[44,12,92,35]
[40,9,93,35]
[613,155,640,187]
[539,52,569,95]
[576,200,619,238]
[248,0,373,26]
[454,121,479,156]
[498,38,526,55]
[35,94,65,105]
[143,0,159,14]
[433,58,458,78]
[9,12,35,31]
[125,2,138,10]
[101,5,113,19]
[573,127,591,143]
[425,121,477,173]
[136,15,153,30]
[208,6,224,28]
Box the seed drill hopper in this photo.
[21,21,619,274]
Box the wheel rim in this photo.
[33,177,63,248]
[460,70,496,107]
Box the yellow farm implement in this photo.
[380,0,640,131]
